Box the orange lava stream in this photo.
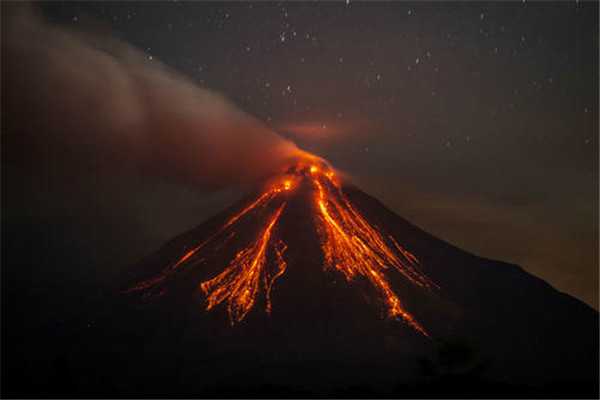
[265,241,288,314]
[223,190,275,230]
[340,192,436,289]
[312,174,431,337]
[123,190,277,294]
[200,203,287,324]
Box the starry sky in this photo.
[3,1,598,309]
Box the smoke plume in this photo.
[1,3,302,188]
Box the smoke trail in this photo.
[1,3,301,188]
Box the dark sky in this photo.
[3,1,598,309]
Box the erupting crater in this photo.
[125,158,438,337]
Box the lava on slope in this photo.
[125,160,438,336]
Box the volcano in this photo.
[124,161,438,336]
[60,160,597,397]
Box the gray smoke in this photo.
[1,3,302,188]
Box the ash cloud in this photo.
[1,3,301,188]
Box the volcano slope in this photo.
[44,162,597,397]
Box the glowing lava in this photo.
[200,204,287,324]
[126,158,437,336]
[123,185,280,295]
[311,174,434,337]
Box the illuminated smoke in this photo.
[1,3,301,188]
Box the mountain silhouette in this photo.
[27,162,598,397]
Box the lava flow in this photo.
[200,203,287,324]
[125,157,437,336]
[311,170,433,337]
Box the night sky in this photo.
[3,1,598,310]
